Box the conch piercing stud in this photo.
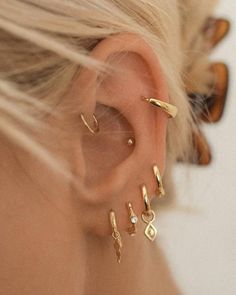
[109,210,123,264]
[127,137,135,146]
[142,97,178,118]
[153,164,165,197]
[80,113,99,134]
[141,184,157,242]
[126,202,138,236]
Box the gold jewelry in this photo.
[153,164,165,197]
[141,184,157,242]
[109,210,122,264]
[142,97,178,118]
[80,113,99,134]
[126,202,138,236]
[127,137,135,146]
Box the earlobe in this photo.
[71,33,176,235]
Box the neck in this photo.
[83,227,182,295]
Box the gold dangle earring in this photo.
[126,202,138,236]
[109,210,123,264]
[141,185,157,242]
[153,164,165,198]
[80,113,99,134]
[141,96,178,118]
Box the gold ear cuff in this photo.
[142,97,178,118]
[80,113,99,134]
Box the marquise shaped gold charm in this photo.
[141,210,157,242]
[145,223,157,242]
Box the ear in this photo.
[69,33,170,235]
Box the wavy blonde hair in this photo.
[0,0,217,191]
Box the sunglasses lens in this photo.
[193,130,212,165]
[203,18,230,49]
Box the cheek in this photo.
[0,192,84,293]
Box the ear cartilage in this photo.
[80,113,99,134]
[141,96,178,118]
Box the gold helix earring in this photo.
[80,113,99,134]
[141,185,157,242]
[153,164,165,198]
[109,210,123,264]
[141,97,178,118]
[126,202,138,236]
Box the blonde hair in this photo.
[0,0,217,191]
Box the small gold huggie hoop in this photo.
[126,202,138,236]
[153,164,165,197]
[109,210,122,264]
[142,97,178,118]
[80,113,99,134]
[141,184,157,242]
[141,185,151,212]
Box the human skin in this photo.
[0,34,182,294]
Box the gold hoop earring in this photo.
[141,185,157,242]
[142,97,178,118]
[109,210,122,264]
[126,202,138,236]
[153,164,165,197]
[80,113,99,134]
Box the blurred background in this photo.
[158,1,236,294]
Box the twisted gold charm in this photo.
[141,185,157,242]
[109,210,122,263]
